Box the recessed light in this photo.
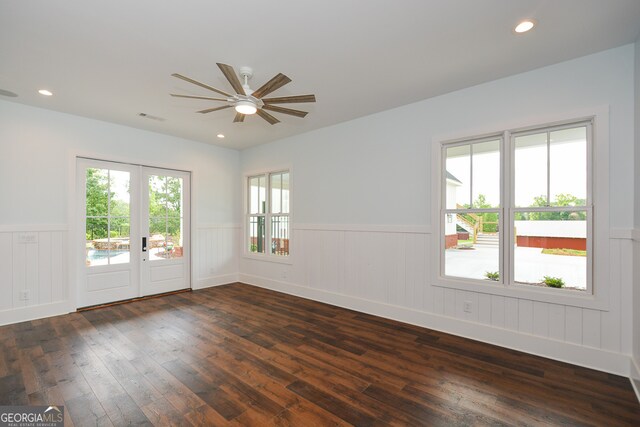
[217,134,225,139]
[514,20,536,33]
[38,89,53,96]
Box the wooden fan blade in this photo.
[256,109,280,125]
[197,105,232,114]
[233,112,245,123]
[262,104,308,118]
[170,94,228,102]
[251,73,291,98]
[171,73,231,97]
[262,94,316,104]
[217,63,245,95]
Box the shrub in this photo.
[543,276,565,288]
[485,271,499,281]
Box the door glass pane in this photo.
[167,216,183,259]
[148,174,184,261]
[514,211,587,290]
[248,216,265,253]
[550,126,587,206]
[149,217,167,261]
[86,217,108,267]
[149,175,167,217]
[86,167,131,267]
[86,168,109,216]
[109,218,130,265]
[109,170,130,217]
[514,132,548,207]
[445,145,470,209]
[444,212,500,281]
[472,140,500,208]
[167,177,183,217]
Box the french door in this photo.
[77,158,190,307]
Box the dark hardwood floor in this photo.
[0,283,638,426]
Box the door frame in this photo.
[72,155,193,309]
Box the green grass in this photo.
[457,239,474,245]
[541,248,586,257]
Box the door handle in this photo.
[142,237,147,252]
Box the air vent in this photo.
[0,89,18,97]
[138,112,165,121]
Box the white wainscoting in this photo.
[239,224,635,377]
[194,224,240,289]
[0,223,240,326]
[0,225,70,326]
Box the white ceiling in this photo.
[1,1,639,150]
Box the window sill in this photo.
[433,276,608,311]
[242,253,293,265]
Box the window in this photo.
[441,121,591,293]
[247,171,290,257]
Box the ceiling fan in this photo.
[170,63,316,125]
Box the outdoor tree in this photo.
[473,194,498,232]
[515,193,586,220]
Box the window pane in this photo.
[86,217,108,267]
[109,170,130,218]
[86,168,109,216]
[149,217,167,261]
[271,173,282,214]
[550,127,587,206]
[514,132,548,207]
[472,140,500,208]
[444,212,500,281]
[514,212,587,290]
[282,172,290,214]
[271,215,289,256]
[167,177,183,217]
[249,175,266,214]
[248,216,265,253]
[445,145,470,208]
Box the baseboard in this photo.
[194,273,239,290]
[631,358,640,403]
[239,273,631,377]
[0,301,73,326]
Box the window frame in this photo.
[432,111,609,310]
[244,169,292,264]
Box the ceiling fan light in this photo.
[235,101,257,115]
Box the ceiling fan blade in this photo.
[256,109,280,125]
[197,105,232,114]
[170,94,228,102]
[217,63,245,95]
[233,112,245,123]
[251,73,292,98]
[262,94,316,104]
[262,104,308,118]
[171,73,231,97]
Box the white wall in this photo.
[240,45,636,376]
[514,220,586,238]
[0,101,240,325]
[632,38,640,397]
